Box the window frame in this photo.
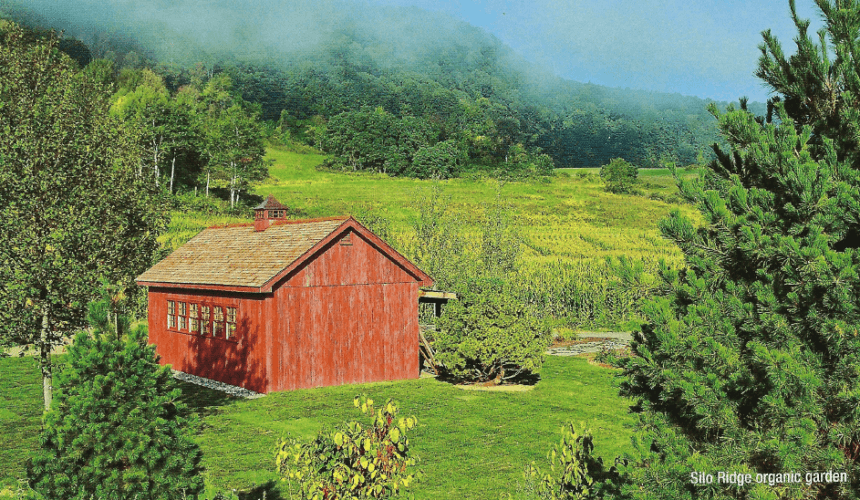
[167,300,176,329]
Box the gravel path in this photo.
[547,331,633,356]
[171,370,265,399]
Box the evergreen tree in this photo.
[27,298,204,500]
[616,2,860,499]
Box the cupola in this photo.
[253,194,288,231]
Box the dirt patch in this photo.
[454,383,535,392]
[2,344,68,357]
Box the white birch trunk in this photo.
[169,156,176,194]
[40,303,52,411]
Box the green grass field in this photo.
[166,150,697,268]
[0,355,635,500]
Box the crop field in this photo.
[158,150,698,329]
[0,354,635,500]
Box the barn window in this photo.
[226,307,237,338]
[189,304,199,333]
[213,306,224,337]
[340,233,352,246]
[201,306,211,335]
[177,302,187,330]
[167,300,176,329]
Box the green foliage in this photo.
[515,423,622,500]
[276,395,419,500]
[402,185,471,290]
[0,24,169,409]
[617,3,860,499]
[27,298,203,500]
[408,139,462,179]
[434,277,552,383]
[599,158,638,194]
[322,106,434,176]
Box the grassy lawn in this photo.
[0,355,635,500]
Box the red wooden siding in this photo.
[267,282,418,392]
[147,287,270,393]
[286,229,419,287]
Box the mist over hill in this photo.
[5,0,765,168]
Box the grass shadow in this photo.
[238,481,285,500]
[432,368,542,387]
[176,379,243,418]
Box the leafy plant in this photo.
[599,158,638,194]
[27,297,203,500]
[514,423,623,500]
[276,395,419,499]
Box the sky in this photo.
[375,0,826,103]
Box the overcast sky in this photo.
[375,0,825,103]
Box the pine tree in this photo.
[617,2,860,499]
[27,298,203,500]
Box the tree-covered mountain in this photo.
[3,0,765,171]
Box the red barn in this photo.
[136,196,434,394]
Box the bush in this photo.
[27,300,203,500]
[599,158,638,194]
[513,423,624,500]
[434,277,552,384]
[276,395,420,500]
[408,140,461,179]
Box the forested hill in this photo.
[5,0,765,171]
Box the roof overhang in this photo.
[136,281,267,294]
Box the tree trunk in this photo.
[206,171,210,197]
[169,156,176,194]
[40,303,52,411]
[153,140,160,187]
[229,167,236,209]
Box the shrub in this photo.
[434,277,552,384]
[514,423,623,500]
[599,158,638,194]
[276,395,419,500]
[27,300,203,500]
[408,140,461,179]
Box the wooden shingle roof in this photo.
[254,194,288,210]
[137,217,349,291]
[136,216,434,292]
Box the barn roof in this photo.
[254,194,288,210]
[136,216,433,293]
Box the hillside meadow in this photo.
[164,148,697,329]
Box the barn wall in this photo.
[269,282,419,392]
[147,287,270,393]
[265,232,421,392]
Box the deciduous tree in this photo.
[0,24,168,410]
